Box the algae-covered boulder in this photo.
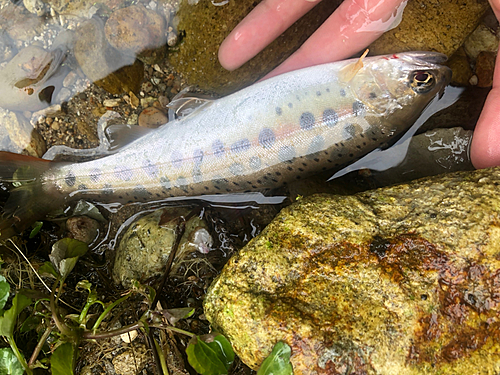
[204,168,500,374]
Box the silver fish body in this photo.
[0,52,451,237]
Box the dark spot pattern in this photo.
[323,109,338,128]
[288,102,293,108]
[229,163,244,176]
[276,107,282,115]
[353,100,366,117]
[212,175,228,188]
[231,139,251,153]
[316,91,321,96]
[300,112,315,130]
[249,156,261,170]
[133,185,147,196]
[114,165,133,181]
[171,150,183,169]
[278,145,296,162]
[142,159,158,178]
[340,88,346,97]
[89,168,101,183]
[193,149,204,166]
[369,92,377,99]
[212,139,225,158]
[77,184,87,191]
[65,171,76,187]
[160,176,171,190]
[259,128,276,149]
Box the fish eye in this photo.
[410,71,436,93]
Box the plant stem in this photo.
[28,324,54,368]
[50,279,74,339]
[7,336,33,375]
[91,294,130,332]
[149,324,195,338]
[82,322,143,340]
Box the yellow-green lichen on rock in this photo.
[204,167,500,374]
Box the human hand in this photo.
[470,0,500,169]
[218,0,500,169]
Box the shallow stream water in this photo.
[0,0,496,373]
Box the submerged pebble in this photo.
[113,207,212,288]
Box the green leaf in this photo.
[49,238,88,280]
[0,293,31,338]
[163,307,195,324]
[257,342,293,375]
[0,348,24,375]
[51,342,75,375]
[73,200,106,222]
[186,334,234,375]
[0,276,10,311]
[20,315,41,333]
[38,262,59,279]
[29,222,43,239]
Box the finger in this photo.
[470,43,500,169]
[264,0,407,79]
[489,0,500,19]
[218,0,321,71]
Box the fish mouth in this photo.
[401,51,449,64]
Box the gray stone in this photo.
[113,207,212,288]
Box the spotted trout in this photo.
[0,52,451,238]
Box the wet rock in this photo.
[0,108,46,156]
[137,106,168,128]
[23,0,47,16]
[204,167,500,373]
[44,0,107,18]
[111,343,148,375]
[169,0,342,94]
[105,4,167,64]
[446,47,473,86]
[369,0,490,57]
[113,207,213,288]
[0,2,43,44]
[463,24,499,60]
[66,216,100,244]
[0,31,16,64]
[74,18,143,95]
[0,45,66,112]
[475,51,496,87]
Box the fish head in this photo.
[351,51,451,118]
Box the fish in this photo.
[0,51,451,238]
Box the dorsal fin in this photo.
[339,49,369,83]
[167,87,214,121]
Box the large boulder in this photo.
[204,167,500,374]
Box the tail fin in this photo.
[0,152,62,239]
